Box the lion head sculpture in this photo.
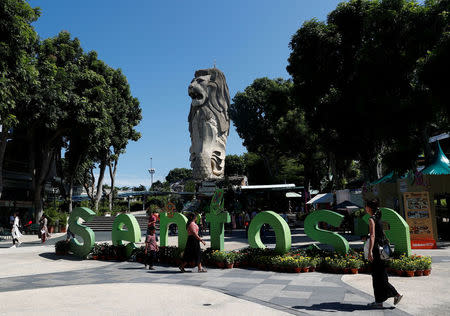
[188,68,230,180]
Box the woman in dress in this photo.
[39,214,50,243]
[366,198,403,308]
[11,212,22,247]
[179,213,207,273]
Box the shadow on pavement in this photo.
[38,252,84,261]
[147,270,187,274]
[292,302,395,312]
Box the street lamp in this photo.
[148,157,155,191]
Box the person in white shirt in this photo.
[11,213,22,248]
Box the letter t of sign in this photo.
[206,211,230,251]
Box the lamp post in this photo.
[148,157,155,191]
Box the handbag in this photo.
[379,242,392,260]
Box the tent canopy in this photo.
[306,193,333,204]
[421,141,450,175]
[286,192,302,198]
[333,200,363,210]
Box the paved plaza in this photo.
[1,232,449,315]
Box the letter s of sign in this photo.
[362,208,411,256]
[304,210,349,254]
[68,207,96,257]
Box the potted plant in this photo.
[404,260,416,277]
[422,256,432,276]
[59,213,68,233]
[348,258,362,274]
[224,252,235,269]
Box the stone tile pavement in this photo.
[0,258,411,316]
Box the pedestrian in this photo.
[144,226,159,270]
[39,214,50,243]
[11,212,22,248]
[365,198,403,308]
[179,213,207,273]
[244,211,251,237]
[147,210,157,233]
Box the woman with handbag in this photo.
[366,198,403,308]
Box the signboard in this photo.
[403,192,437,249]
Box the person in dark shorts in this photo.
[179,213,207,273]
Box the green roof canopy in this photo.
[421,141,450,175]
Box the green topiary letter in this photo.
[206,211,230,251]
[304,209,349,254]
[68,207,96,258]
[159,212,188,251]
[111,214,142,258]
[363,208,411,256]
[248,211,291,254]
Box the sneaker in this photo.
[394,294,403,305]
[367,302,383,308]
[17,242,21,247]
[148,266,155,270]
[10,245,16,248]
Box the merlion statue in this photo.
[188,68,230,180]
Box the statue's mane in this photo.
[194,68,230,135]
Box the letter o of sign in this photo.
[248,211,291,254]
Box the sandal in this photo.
[394,294,403,305]
[198,268,207,273]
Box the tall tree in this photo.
[0,0,40,198]
[165,168,193,184]
[287,0,450,181]
[230,78,294,181]
[107,68,141,211]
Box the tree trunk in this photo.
[108,157,118,212]
[94,159,107,212]
[0,126,9,199]
[68,177,74,213]
[32,148,55,222]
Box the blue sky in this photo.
[29,0,343,188]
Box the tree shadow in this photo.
[292,302,395,312]
[38,252,84,261]
[147,270,188,274]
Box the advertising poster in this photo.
[403,192,437,249]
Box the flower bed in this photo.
[80,243,432,277]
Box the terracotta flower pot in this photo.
[92,255,98,260]
[217,262,225,268]
[294,267,302,273]
[60,226,67,233]
[226,263,234,269]
[351,268,358,274]
[415,270,424,276]
[396,269,404,276]
[423,269,431,276]
[309,266,316,272]
[343,268,349,274]
[302,267,309,273]
[405,270,415,277]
